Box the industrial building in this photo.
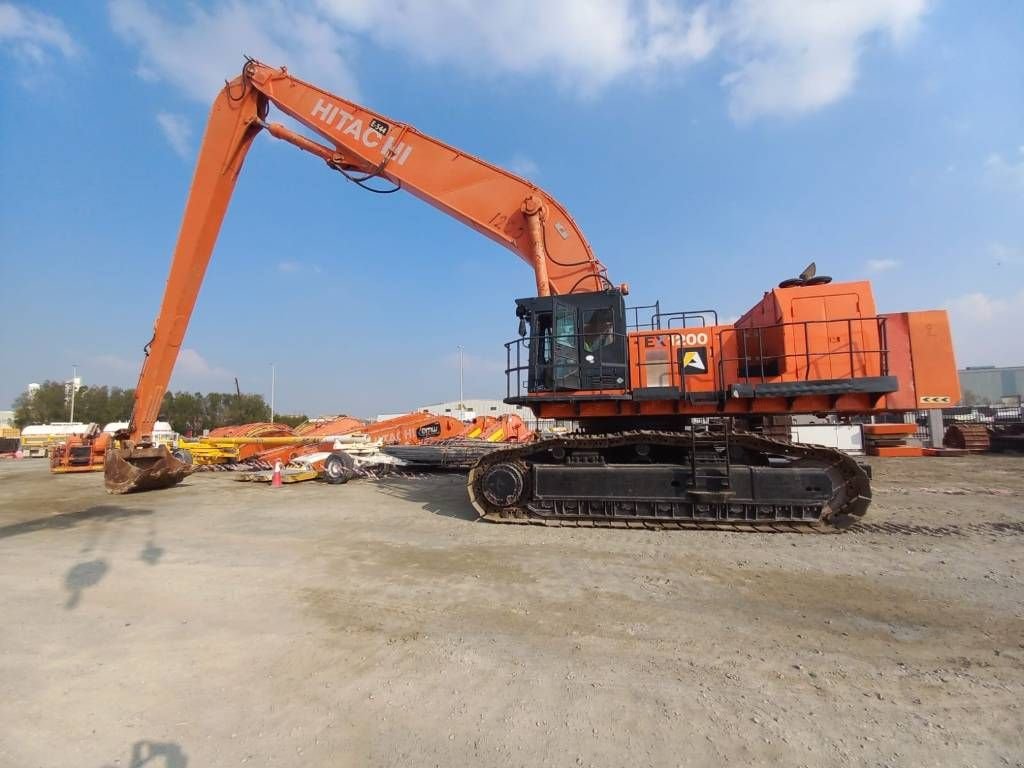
[959,366,1024,405]
[377,399,557,430]
[377,399,533,422]
[420,399,534,419]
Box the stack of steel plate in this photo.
[382,439,506,469]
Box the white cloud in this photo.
[277,260,322,274]
[318,0,717,93]
[108,0,359,102]
[155,112,192,159]
[984,147,1024,190]
[90,353,138,378]
[506,154,540,180]
[110,0,927,122]
[175,348,231,381]
[946,290,1024,367]
[866,258,900,272]
[723,0,927,120]
[319,0,926,116]
[0,2,79,82]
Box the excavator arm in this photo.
[106,59,614,492]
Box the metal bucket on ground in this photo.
[104,444,193,494]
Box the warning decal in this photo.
[681,346,708,374]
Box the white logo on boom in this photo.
[310,98,413,166]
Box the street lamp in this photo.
[457,345,464,412]
[69,364,78,422]
[270,363,276,423]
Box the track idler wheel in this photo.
[477,461,528,508]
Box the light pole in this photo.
[457,345,464,412]
[270,363,276,423]
[69,364,78,422]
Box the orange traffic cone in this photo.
[271,460,283,488]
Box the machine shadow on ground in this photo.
[0,505,154,541]
[370,474,479,521]
[100,740,188,768]
[64,558,110,609]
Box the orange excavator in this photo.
[51,425,110,474]
[106,59,960,526]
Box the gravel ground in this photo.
[0,455,1022,767]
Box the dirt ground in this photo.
[0,456,1022,768]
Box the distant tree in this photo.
[961,389,980,406]
[12,383,139,428]
[13,381,68,427]
[158,390,271,433]
[12,391,35,429]
[108,387,135,423]
[74,384,129,426]
[14,380,274,434]
[225,393,272,426]
[204,392,227,427]
[74,385,105,424]
[164,392,204,436]
[274,413,309,428]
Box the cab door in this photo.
[552,299,581,390]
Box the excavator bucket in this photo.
[104,445,193,494]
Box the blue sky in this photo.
[1,0,1021,417]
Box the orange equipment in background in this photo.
[478,414,533,443]
[200,422,298,464]
[455,416,496,440]
[294,416,367,437]
[246,416,369,467]
[50,425,110,474]
[207,422,294,438]
[446,414,534,443]
[359,412,465,445]
[248,413,466,469]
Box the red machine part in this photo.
[294,416,367,437]
[479,414,534,442]
[361,413,465,445]
[50,427,110,474]
[208,422,295,438]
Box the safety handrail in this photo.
[504,332,630,398]
[717,316,890,385]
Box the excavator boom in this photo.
[106,59,610,492]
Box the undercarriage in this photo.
[468,428,871,529]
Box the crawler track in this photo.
[467,430,870,530]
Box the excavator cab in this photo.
[515,290,629,394]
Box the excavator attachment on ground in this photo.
[105,444,193,494]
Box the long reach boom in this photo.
[107,59,613,491]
